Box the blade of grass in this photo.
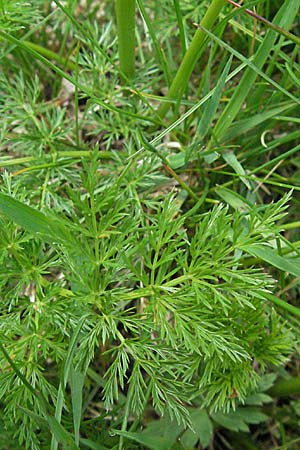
[115,0,136,81]
[22,40,76,70]
[223,151,251,189]
[285,63,300,88]
[212,0,300,142]
[262,292,300,319]
[240,244,300,278]
[241,131,300,168]
[114,429,173,450]
[74,41,80,147]
[223,14,300,74]
[0,193,69,243]
[79,438,110,450]
[223,102,297,142]
[199,26,300,109]
[157,0,227,119]
[137,131,198,200]
[48,416,80,450]
[198,55,232,139]
[215,186,251,211]
[269,377,300,396]
[0,151,112,168]
[249,143,300,175]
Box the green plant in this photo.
[0,1,300,449]
[115,0,136,80]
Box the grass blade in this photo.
[79,438,110,450]
[215,187,251,211]
[241,244,300,278]
[198,55,232,139]
[0,193,68,243]
[262,292,300,319]
[131,60,249,159]
[227,0,300,46]
[212,0,300,141]
[48,416,80,450]
[113,429,173,450]
[200,26,300,111]
[223,102,296,142]
[223,151,251,189]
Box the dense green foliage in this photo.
[0,1,300,449]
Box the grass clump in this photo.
[0,1,300,449]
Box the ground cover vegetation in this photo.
[0,0,300,448]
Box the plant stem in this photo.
[263,292,300,319]
[115,0,136,81]
[157,0,227,119]
[23,41,75,70]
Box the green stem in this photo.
[23,41,76,70]
[282,221,300,230]
[163,163,198,201]
[269,377,300,397]
[115,0,136,81]
[262,292,300,319]
[0,151,112,168]
[157,0,227,119]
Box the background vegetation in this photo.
[0,0,300,448]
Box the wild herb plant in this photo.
[0,1,300,449]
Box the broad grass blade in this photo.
[241,244,300,278]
